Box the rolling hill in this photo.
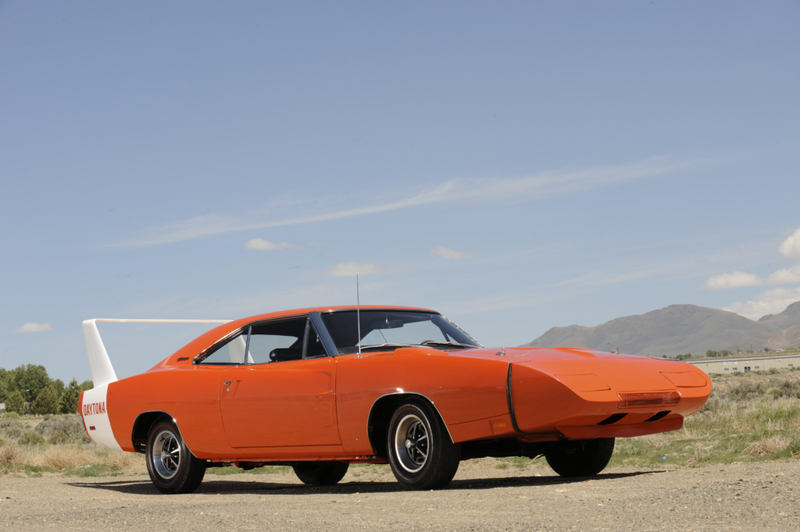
[523,302,800,357]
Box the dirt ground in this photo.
[1,459,798,531]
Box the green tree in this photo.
[11,364,51,402]
[0,369,8,403]
[706,350,718,358]
[33,385,59,415]
[5,389,27,415]
[52,378,65,398]
[58,379,81,414]
[79,380,93,391]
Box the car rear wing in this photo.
[82,318,231,387]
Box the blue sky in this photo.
[2,1,799,382]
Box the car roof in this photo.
[160,305,438,368]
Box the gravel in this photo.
[1,459,798,531]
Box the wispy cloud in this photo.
[706,265,800,289]
[16,322,53,333]
[110,157,703,247]
[706,228,800,289]
[723,287,800,320]
[323,262,402,277]
[767,264,800,285]
[432,246,473,260]
[244,238,297,251]
[779,228,800,259]
[706,271,764,289]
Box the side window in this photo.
[246,317,307,364]
[198,317,327,365]
[247,333,297,364]
[199,332,248,364]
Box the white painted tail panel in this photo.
[81,384,121,450]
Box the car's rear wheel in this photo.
[292,462,349,485]
[146,416,206,494]
[544,438,615,477]
[387,399,460,490]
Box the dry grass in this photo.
[0,443,146,474]
[25,446,95,470]
[746,435,791,456]
[104,450,146,473]
[0,443,21,465]
[0,414,146,476]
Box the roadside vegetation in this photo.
[675,346,800,362]
[0,414,143,477]
[609,367,800,468]
[0,364,93,416]
[2,368,798,478]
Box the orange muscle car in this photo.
[78,306,712,493]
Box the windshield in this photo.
[320,310,480,355]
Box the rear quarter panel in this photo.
[105,367,229,456]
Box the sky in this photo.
[1,1,799,383]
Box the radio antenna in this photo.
[356,274,362,358]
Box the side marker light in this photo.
[618,391,680,408]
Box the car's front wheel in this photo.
[544,438,615,477]
[145,416,206,494]
[292,462,349,485]
[387,400,460,490]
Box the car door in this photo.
[216,317,341,448]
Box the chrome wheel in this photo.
[393,413,430,473]
[151,429,181,480]
[386,401,461,490]
[145,416,206,494]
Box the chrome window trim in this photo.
[309,312,338,358]
[195,309,479,364]
[302,319,310,359]
[317,308,481,353]
[304,318,331,359]
[194,313,311,365]
[440,315,483,348]
[193,326,249,365]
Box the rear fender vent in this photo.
[645,411,671,422]
[597,413,627,426]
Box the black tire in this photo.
[544,438,615,477]
[387,400,460,490]
[292,462,349,486]
[145,416,206,494]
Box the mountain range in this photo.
[523,301,800,357]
